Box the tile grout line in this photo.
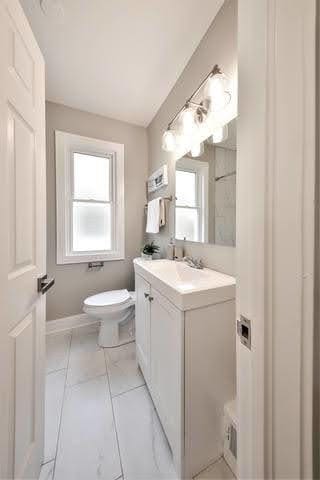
[102,348,125,480]
[51,330,72,480]
[41,458,55,467]
[66,371,107,390]
[46,367,67,376]
[111,382,146,400]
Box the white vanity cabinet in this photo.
[135,274,151,382]
[134,258,236,479]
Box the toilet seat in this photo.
[84,289,131,308]
[83,289,135,317]
[83,289,136,348]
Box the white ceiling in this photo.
[20,0,224,126]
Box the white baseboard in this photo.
[46,313,98,335]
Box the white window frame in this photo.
[175,158,209,243]
[55,131,124,264]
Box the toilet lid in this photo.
[84,289,131,307]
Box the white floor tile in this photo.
[67,331,106,386]
[44,370,66,463]
[195,458,235,480]
[46,332,71,374]
[39,461,54,480]
[54,376,121,480]
[113,385,177,480]
[104,342,144,396]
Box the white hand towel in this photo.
[146,198,161,233]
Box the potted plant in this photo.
[141,241,160,260]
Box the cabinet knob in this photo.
[144,292,149,298]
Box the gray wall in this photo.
[147,0,237,275]
[46,101,148,320]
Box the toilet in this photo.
[83,289,136,348]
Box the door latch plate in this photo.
[237,315,251,349]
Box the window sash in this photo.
[71,150,113,202]
[175,167,204,241]
[175,205,201,242]
[175,168,197,207]
[68,151,115,255]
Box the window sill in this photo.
[57,252,125,265]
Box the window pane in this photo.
[175,207,199,242]
[73,202,111,252]
[73,153,110,201]
[176,170,196,206]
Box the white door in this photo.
[135,274,151,382]
[0,1,47,479]
[237,0,316,478]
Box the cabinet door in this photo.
[150,288,183,464]
[135,274,151,383]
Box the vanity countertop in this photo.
[133,258,236,311]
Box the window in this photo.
[175,160,208,242]
[56,131,124,264]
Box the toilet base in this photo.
[98,310,135,348]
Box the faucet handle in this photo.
[197,258,203,268]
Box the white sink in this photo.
[133,258,235,310]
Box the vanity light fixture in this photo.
[162,129,176,152]
[204,73,231,112]
[161,65,231,156]
[190,142,204,158]
[208,124,229,144]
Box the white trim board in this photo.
[46,313,99,335]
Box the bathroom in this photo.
[0,1,318,480]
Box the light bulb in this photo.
[190,142,204,158]
[208,124,229,144]
[180,107,197,137]
[162,130,176,152]
[205,73,231,112]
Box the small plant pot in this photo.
[141,253,153,261]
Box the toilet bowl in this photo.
[83,289,135,348]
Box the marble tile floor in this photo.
[41,324,234,480]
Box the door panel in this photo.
[135,274,151,382]
[150,288,183,460]
[0,1,46,478]
[8,107,35,273]
[11,311,36,478]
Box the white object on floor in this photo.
[146,197,163,233]
[83,289,135,347]
[223,399,237,477]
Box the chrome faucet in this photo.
[183,256,204,269]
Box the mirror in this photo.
[175,118,236,246]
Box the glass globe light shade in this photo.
[208,124,229,144]
[180,107,197,137]
[205,73,231,112]
[190,142,204,158]
[162,129,176,152]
